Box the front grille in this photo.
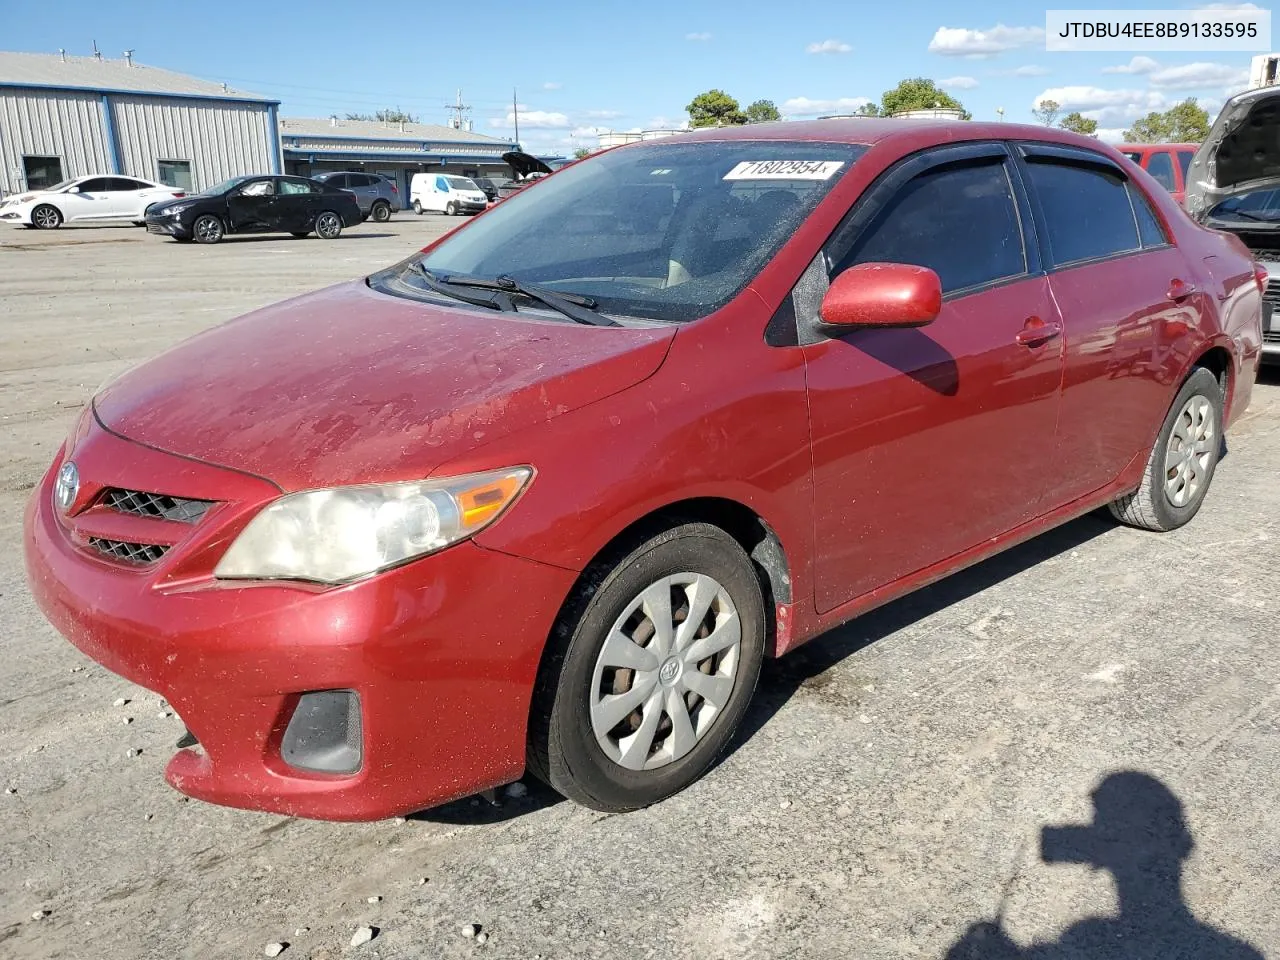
[103,488,211,523]
[87,537,170,565]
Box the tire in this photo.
[192,214,224,244]
[370,201,392,223]
[290,231,310,238]
[528,522,765,811]
[1108,366,1223,531]
[445,200,458,216]
[413,200,423,216]
[315,210,343,239]
[31,204,62,229]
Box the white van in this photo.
[410,174,489,216]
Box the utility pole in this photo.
[513,87,520,147]
[444,89,470,129]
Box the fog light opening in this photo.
[281,690,363,775]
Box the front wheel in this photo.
[1109,366,1223,531]
[315,210,343,239]
[445,200,458,216]
[528,522,765,812]
[192,214,224,244]
[31,204,62,229]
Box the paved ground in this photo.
[2,219,1278,960]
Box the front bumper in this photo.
[144,217,185,238]
[24,419,576,820]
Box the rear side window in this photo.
[278,179,317,195]
[78,177,111,192]
[1025,160,1139,266]
[838,160,1026,295]
[1177,150,1194,181]
[1145,151,1176,191]
[1128,185,1168,247]
[349,174,372,187]
[325,174,349,188]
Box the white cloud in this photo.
[1033,86,1174,127]
[647,115,690,130]
[487,110,572,130]
[570,125,609,139]
[685,32,712,41]
[542,81,562,91]
[941,76,980,89]
[1148,61,1249,90]
[1095,127,1128,143]
[1102,55,1161,75]
[929,24,1045,58]
[1012,64,1050,76]
[781,96,874,116]
[806,39,852,55]
[583,109,623,120]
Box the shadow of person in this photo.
[945,772,1263,960]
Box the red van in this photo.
[1119,143,1200,205]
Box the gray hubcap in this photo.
[589,573,741,771]
[317,212,340,237]
[195,216,221,242]
[33,207,58,228]
[1165,394,1215,508]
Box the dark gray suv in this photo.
[310,172,398,222]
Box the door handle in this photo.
[1015,318,1062,346]
[1167,278,1198,301]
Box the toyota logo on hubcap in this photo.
[54,461,79,512]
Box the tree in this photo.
[1031,99,1061,127]
[1123,98,1211,143]
[879,78,971,120]
[345,108,419,123]
[572,146,591,159]
[686,89,748,127]
[745,99,782,123]
[857,101,882,117]
[1059,112,1099,136]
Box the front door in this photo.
[68,177,115,220]
[804,147,1065,613]
[226,178,275,230]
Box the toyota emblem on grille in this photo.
[54,461,79,512]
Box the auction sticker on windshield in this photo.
[723,160,845,180]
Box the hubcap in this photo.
[1164,394,1215,508]
[34,207,57,227]
[318,213,339,236]
[589,573,741,771]
[196,217,220,241]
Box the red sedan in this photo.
[25,120,1263,820]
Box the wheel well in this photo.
[1192,345,1232,406]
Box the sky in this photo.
[3,0,1271,153]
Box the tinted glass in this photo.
[1177,150,1194,180]
[106,177,144,191]
[410,141,864,323]
[1025,160,1139,265]
[1128,185,1167,247]
[838,160,1025,295]
[1209,188,1280,222]
[78,178,111,192]
[1146,152,1176,191]
[278,179,315,195]
[447,176,479,190]
[323,173,349,188]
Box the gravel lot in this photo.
[2,219,1278,960]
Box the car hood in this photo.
[502,150,554,179]
[1186,85,1280,220]
[93,280,675,491]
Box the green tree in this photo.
[879,78,971,120]
[857,101,882,117]
[572,146,591,159]
[745,99,782,123]
[345,108,419,123]
[1123,98,1210,143]
[1059,112,1099,136]
[686,89,748,127]
[1031,99,1061,127]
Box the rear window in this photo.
[1025,160,1140,266]
[405,140,865,323]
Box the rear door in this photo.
[1017,144,1198,503]
[803,144,1065,612]
[106,177,151,218]
[275,178,322,230]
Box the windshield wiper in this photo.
[439,273,620,327]
[411,263,508,311]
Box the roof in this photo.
[0,51,273,102]
[280,117,514,146]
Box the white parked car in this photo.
[410,173,489,216]
[0,175,186,229]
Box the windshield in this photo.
[201,176,252,196]
[1209,188,1280,222]
[447,176,480,191]
[406,140,865,323]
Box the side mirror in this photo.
[67,186,80,193]
[819,262,942,329]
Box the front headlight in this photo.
[214,467,532,584]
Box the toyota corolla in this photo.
[25,121,1262,820]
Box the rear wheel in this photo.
[315,211,343,239]
[370,201,392,223]
[1109,366,1223,531]
[192,214,224,244]
[31,204,62,229]
[528,522,765,811]
[445,200,458,216]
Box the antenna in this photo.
[444,89,470,130]
[123,49,134,67]
[58,48,66,62]
[513,87,520,146]
[91,39,101,60]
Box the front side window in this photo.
[403,140,865,322]
[836,160,1026,295]
[1146,151,1176,191]
[1025,160,1139,266]
[238,179,274,197]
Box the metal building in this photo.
[0,51,279,197]
[279,117,519,208]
